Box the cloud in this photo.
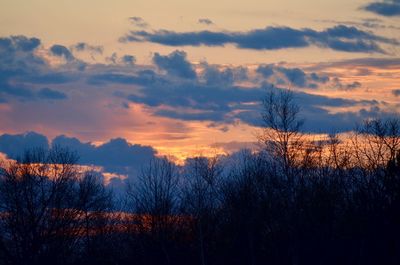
[0,131,159,193]
[22,72,76,84]
[310,72,329,83]
[120,25,398,53]
[0,132,49,159]
[119,67,385,132]
[37,88,68,100]
[105,52,137,66]
[363,0,400,17]
[121,55,136,65]
[276,67,307,87]
[0,35,44,70]
[332,78,362,90]
[50,44,74,61]
[0,131,157,177]
[256,65,329,88]
[256,65,274,78]
[128,16,149,28]
[201,63,234,86]
[0,35,398,140]
[0,35,40,54]
[198,18,214,25]
[0,38,69,100]
[72,42,103,54]
[153,50,197,79]
[52,135,157,174]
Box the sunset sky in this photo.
[0,0,399,183]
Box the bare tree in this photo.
[259,89,304,173]
[126,157,180,265]
[355,118,400,169]
[0,147,113,265]
[181,156,222,265]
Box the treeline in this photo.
[0,90,399,265]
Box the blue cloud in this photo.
[52,136,157,173]
[310,72,329,83]
[256,65,329,88]
[0,35,40,53]
[364,0,400,17]
[256,65,275,78]
[276,67,307,87]
[121,25,398,53]
[0,132,157,178]
[50,44,74,61]
[121,55,136,65]
[0,36,76,101]
[153,50,197,79]
[201,64,234,86]
[37,88,68,100]
[0,132,49,159]
[120,70,384,132]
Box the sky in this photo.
[0,0,399,184]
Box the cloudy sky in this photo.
[0,0,399,180]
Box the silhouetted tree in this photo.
[126,157,181,265]
[0,147,113,265]
[181,156,222,265]
[259,89,304,174]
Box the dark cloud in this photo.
[364,0,400,17]
[310,72,329,83]
[198,18,214,25]
[0,36,79,101]
[121,25,398,53]
[153,50,197,79]
[0,35,40,53]
[0,36,44,69]
[119,67,385,132]
[0,132,157,178]
[256,65,274,78]
[276,67,307,87]
[121,55,136,65]
[0,132,159,194]
[256,65,329,88]
[0,132,49,159]
[105,52,136,66]
[37,88,68,100]
[72,42,103,54]
[52,136,157,174]
[201,63,234,86]
[125,81,262,113]
[333,78,362,90]
[0,83,34,98]
[50,44,74,61]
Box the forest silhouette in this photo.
[0,90,399,265]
